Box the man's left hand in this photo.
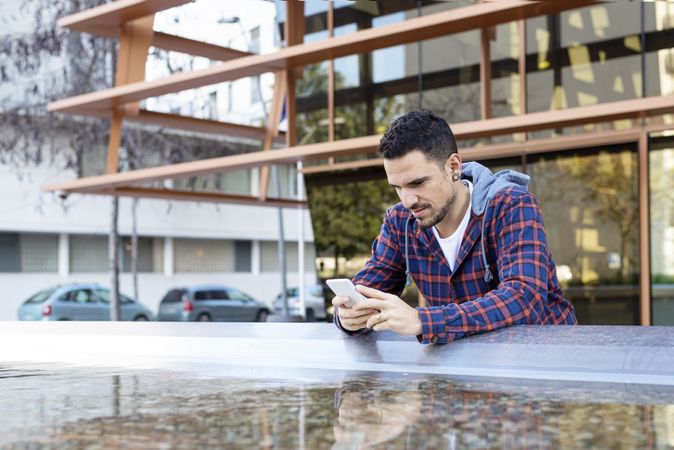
[353,285,422,336]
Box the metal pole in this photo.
[297,161,305,320]
[273,165,289,316]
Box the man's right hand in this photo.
[332,296,377,331]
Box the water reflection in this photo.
[1,363,674,449]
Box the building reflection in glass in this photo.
[3,364,674,449]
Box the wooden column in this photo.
[259,0,304,200]
[259,71,288,201]
[107,15,154,174]
[327,0,336,165]
[480,26,494,120]
[638,129,651,326]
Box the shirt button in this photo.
[431,335,439,344]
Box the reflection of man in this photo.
[332,385,422,449]
[333,110,577,344]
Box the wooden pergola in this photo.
[45,0,674,325]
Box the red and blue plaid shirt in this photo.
[339,184,577,344]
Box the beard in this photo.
[412,186,456,229]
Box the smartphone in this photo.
[326,278,367,308]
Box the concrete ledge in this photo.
[1,322,674,386]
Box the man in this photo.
[333,110,577,344]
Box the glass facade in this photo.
[284,1,674,325]
[650,133,674,325]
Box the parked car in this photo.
[157,285,270,322]
[17,283,154,321]
[272,284,328,321]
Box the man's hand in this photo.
[354,285,422,336]
[332,295,377,331]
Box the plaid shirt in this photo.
[339,185,577,344]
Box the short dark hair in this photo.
[378,110,457,165]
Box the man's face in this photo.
[384,149,457,229]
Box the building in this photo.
[0,0,317,320]
[18,0,674,326]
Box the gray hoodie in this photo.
[403,161,531,285]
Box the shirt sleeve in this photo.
[334,208,407,335]
[417,191,552,344]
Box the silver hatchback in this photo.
[157,285,270,322]
[17,284,154,321]
[273,285,328,321]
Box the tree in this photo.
[297,61,403,275]
[308,179,398,276]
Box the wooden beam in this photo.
[43,95,674,195]
[152,32,255,62]
[48,0,593,115]
[127,110,285,142]
[302,158,384,174]
[301,127,645,175]
[57,0,191,35]
[98,187,307,208]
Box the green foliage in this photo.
[652,274,674,284]
[308,179,398,263]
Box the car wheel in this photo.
[305,309,315,322]
[256,310,268,322]
[197,313,212,322]
[134,315,148,321]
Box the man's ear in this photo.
[445,153,462,175]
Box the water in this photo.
[2,362,674,449]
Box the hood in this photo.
[461,162,530,215]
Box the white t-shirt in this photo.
[432,180,473,272]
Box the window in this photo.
[120,237,162,273]
[528,145,639,325]
[174,239,235,272]
[235,240,252,272]
[227,289,253,301]
[194,290,211,301]
[73,289,96,304]
[209,289,228,300]
[19,234,58,272]
[260,242,316,272]
[0,233,58,272]
[97,289,134,303]
[161,289,185,304]
[70,235,108,273]
[24,288,57,304]
[0,233,20,272]
[208,91,218,119]
[650,134,674,325]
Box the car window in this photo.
[24,287,57,304]
[227,289,254,301]
[309,286,323,297]
[209,290,228,300]
[96,289,133,304]
[57,291,74,302]
[194,290,210,301]
[74,289,96,304]
[161,289,185,304]
[287,288,299,297]
[96,289,110,303]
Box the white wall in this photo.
[0,164,313,241]
[0,151,317,321]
